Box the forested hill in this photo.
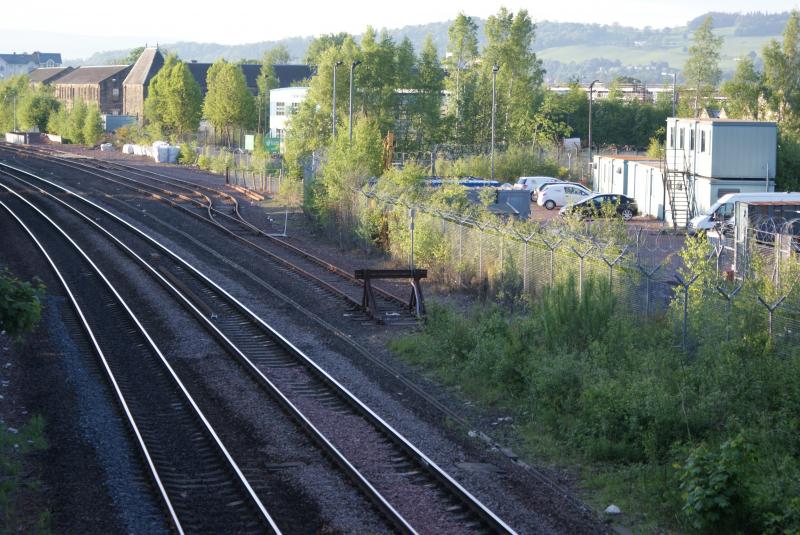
[74,11,791,83]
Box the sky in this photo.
[1,0,798,59]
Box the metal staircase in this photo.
[663,153,696,229]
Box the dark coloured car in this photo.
[559,193,639,221]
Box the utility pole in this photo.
[662,71,677,117]
[332,60,342,137]
[261,73,270,138]
[349,60,361,143]
[491,64,499,181]
[588,79,600,177]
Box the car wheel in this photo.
[621,208,634,221]
[544,200,556,210]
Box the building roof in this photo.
[0,52,61,65]
[0,53,35,65]
[123,47,165,87]
[186,62,313,95]
[670,117,777,127]
[34,52,62,64]
[55,65,131,85]
[28,66,73,84]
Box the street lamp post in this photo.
[349,60,361,143]
[491,64,499,181]
[3,92,18,132]
[332,60,342,137]
[661,71,677,117]
[588,79,600,176]
[262,73,269,137]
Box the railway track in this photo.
[0,181,279,534]
[0,161,517,534]
[0,143,416,324]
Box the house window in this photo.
[275,102,286,116]
[679,127,685,149]
[112,87,120,101]
[690,130,695,150]
[700,130,706,153]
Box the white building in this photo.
[0,52,62,80]
[593,117,778,227]
[269,87,309,144]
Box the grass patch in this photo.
[1,415,50,534]
[389,273,800,534]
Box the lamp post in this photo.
[491,64,499,181]
[3,91,17,132]
[349,60,361,143]
[332,60,342,137]
[661,71,677,117]
[261,73,270,136]
[588,79,600,176]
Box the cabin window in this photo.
[669,126,675,148]
[690,130,695,150]
[700,130,706,152]
[679,127,685,149]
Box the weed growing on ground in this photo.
[390,273,800,533]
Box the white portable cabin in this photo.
[592,118,779,227]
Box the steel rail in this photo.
[0,182,281,534]
[2,146,411,320]
[0,160,517,534]
[0,164,418,534]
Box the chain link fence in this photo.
[338,189,800,355]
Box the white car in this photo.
[537,182,592,210]
[513,176,562,201]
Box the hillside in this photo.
[73,11,791,84]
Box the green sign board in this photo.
[264,136,281,153]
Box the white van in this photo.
[513,176,561,200]
[537,182,592,210]
[687,192,800,234]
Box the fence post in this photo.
[600,246,629,289]
[716,283,743,341]
[540,236,562,286]
[757,295,787,340]
[458,224,464,287]
[523,240,529,292]
[571,244,595,300]
[674,274,699,352]
[636,263,662,318]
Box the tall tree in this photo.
[203,60,256,146]
[763,10,800,126]
[356,27,397,133]
[83,104,103,146]
[257,45,292,134]
[721,57,764,119]
[411,36,445,149]
[68,98,87,143]
[482,8,544,144]
[20,85,59,132]
[145,54,203,139]
[304,33,349,64]
[0,75,29,133]
[683,16,723,117]
[444,12,480,139]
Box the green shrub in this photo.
[389,269,800,532]
[0,269,45,339]
[178,143,196,165]
[679,434,754,532]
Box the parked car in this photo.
[513,176,562,201]
[536,182,592,210]
[559,193,639,221]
